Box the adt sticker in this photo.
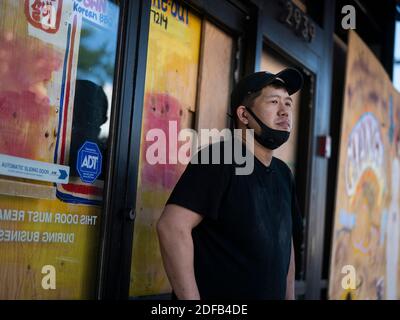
[77,141,102,184]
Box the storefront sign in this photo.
[73,0,115,29]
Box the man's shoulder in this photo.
[272,157,294,179]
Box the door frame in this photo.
[96,0,151,300]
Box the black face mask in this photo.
[245,107,290,150]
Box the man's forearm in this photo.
[158,227,200,299]
[286,240,295,300]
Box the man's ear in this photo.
[236,105,249,126]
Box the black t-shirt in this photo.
[166,140,303,300]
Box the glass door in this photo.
[0,0,120,299]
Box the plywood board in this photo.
[129,1,202,296]
[329,31,400,300]
[196,20,233,137]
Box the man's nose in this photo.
[278,103,289,117]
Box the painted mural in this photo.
[329,31,400,300]
[129,0,201,296]
[0,0,119,299]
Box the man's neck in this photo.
[254,141,273,167]
[239,128,273,167]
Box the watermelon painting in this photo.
[141,92,187,190]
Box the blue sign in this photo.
[76,141,102,184]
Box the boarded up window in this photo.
[196,20,234,135]
[129,5,235,297]
[130,1,201,297]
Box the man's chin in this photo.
[276,127,290,132]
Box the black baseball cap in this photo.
[230,67,304,112]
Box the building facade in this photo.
[0,0,397,300]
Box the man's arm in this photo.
[286,239,295,300]
[156,204,203,300]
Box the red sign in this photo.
[25,0,63,34]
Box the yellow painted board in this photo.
[0,196,101,299]
[0,0,114,299]
[129,0,201,297]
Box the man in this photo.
[157,68,304,300]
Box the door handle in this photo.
[125,208,136,221]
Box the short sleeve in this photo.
[166,145,231,220]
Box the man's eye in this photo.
[286,103,292,107]
[270,100,278,104]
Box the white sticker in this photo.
[0,154,69,184]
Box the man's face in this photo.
[248,85,293,133]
